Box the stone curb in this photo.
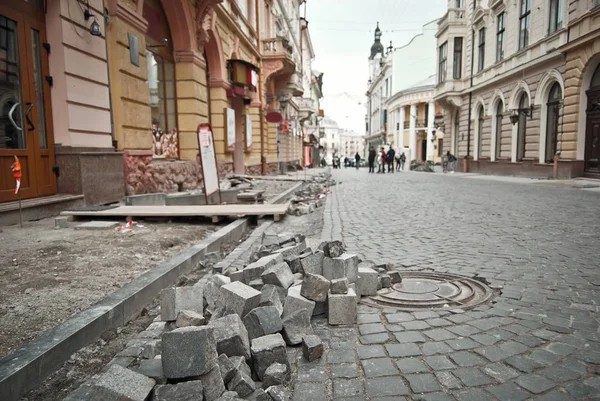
[0,218,249,401]
[268,182,303,205]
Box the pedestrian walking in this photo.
[344,156,349,168]
[368,147,376,173]
[387,147,395,174]
[447,151,456,173]
[376,149,383,173]
[355,152,361,170]
[395,153,401,172]
[400,152,406,171]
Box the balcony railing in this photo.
[297,97,316,112]
[262,37,293,57]
[438,7,466,31]
[403,120,428,129]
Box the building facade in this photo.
[365,23,393,150]
[339,130,365,161]
[319,116,341,165]
[0,0,320,207]
[434,0,597,178]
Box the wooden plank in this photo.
[0,194,84,213]
[60,204,289,218]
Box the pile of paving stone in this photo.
[410,160,435,172]
[287,173,336,215]
[64,235,401,401]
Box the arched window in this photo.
[477,106,484,158]
[545,83,562,163]
[495,102,503,160]
[517,93,529,161]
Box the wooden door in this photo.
[0,2,56,202]
[585,89,600,175]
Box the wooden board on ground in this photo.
[60,204,289,222]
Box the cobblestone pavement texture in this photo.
[288,169,600,400]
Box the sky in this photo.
[305,0,447,133]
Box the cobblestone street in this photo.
[291,169,600,400]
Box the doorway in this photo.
[420,139,427,161]
[585,64,600,176]
[231,98,245,174]
[0,2,56,203]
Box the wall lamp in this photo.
[83,1,101,37]
[509,105,534,125]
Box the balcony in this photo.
[297,97,316,114]
[262,37,296,76]
[437,8,466,36]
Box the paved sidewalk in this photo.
[291,169,600,400]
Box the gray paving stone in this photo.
[330,363,359,379]
[296,364,326,382]
[292,382,327,401]
[395,357,429,373]
[405,373,441,393]
[471,333,501,346]
[446,314,473,324]
[327,349,356,364]
[452,388,491,401]
[529,348,563,365]
[333,378,363,398]
[385,312,414,323]
[423,328,456,341]
[424,355,456,371]
[473,345,506,362]
[448,351,485,367]
[504,355,543,373]
[385,343,421,357]
[413,392,454,401]
[452,367,495,387]
[445,338,479,351]
[565,381,600,398]
[515,374,556,394]
[357,345,387,360]
[545,341,578,355]
[393,331,426,343]
[482,363,520,381]
[536,389,576,401]
[358,323,386,335]
[425,318,453,327]
[400,320,432,330]
[365,377,410,397]
[538,364,583,382]
[360,333,390,344]
[434,371,463,390]
[413,311,439,320]
[497,340,530,357]
[357,314,381,323]
[446,325,481,337]
[361,357,399,377]
[421,341,453,356]
[486,382,531,401]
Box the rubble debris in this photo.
[302,335,324,362]
[287,173,336,215]
[410,159,435,172]
[160,287,203,322]
[263,363,290,388]
[161,326,218,379]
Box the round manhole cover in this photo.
[363,271,494,311]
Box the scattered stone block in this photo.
[249,279,264,290]
[229,355,252,378]
[243,253,283,283]
[92,364,155,401]
[328,288,358,325]
[266,385,291,401]
[284,255,302,274]
[246,388,271,401]
[138,321,167,339]
[389,271,402,284]
[281,309,314,345]
[176,310,205,328]
[312,301,328,316]
[75,221,120,230]
[261,262,294,289]
[218,354,237,384]
[140,339,161,359]
[243,306,283,340]
[380,274,392,288]
[214,391,242,401]
[220,282,261,317]
[203,275,231,313]
[338,254,359,282]
[357,266,379,296]
[251,334,290,380]
[283,285,315,317]
[54,216,69,229]
[331,278,349,294]
[227,370,256,397]
[349,283,359,300]
[259,285,284,316]
[162,326,218,379]
[199,364,226,401]
[209,314,251,360]
[322,257,345,280]
[136,359,166,384]
[153,380,204,401]
[272,241,307,258]
[262,233,281,247]
[161,287,203,321]
[300,273,330,302]
[292,272,304,285]
[322,241,345,257]
[229,270,244,282]
[263,363,290,388]
[302,335,324,362]
[300,251,324,276]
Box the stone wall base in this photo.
[55,146,125,205]
[457,158,585,179]
[217,160,233,178]
[124,152,204,195]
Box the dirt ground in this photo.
[0,217,218,360]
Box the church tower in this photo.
[369,22,385,80]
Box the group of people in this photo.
[366,146,406,173]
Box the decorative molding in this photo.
[231,37,240,59]
[209,78,231,89]
[472,6,489,29]
[488,0,505,12]
[509,80,532,109]
[534,69,565,106]
[197,5,219,48]
[488,88,507,115]
[175,50,206,68]
[108,1,149,33]
[263,60,284,81]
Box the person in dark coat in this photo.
[387,147,395,174]
[355,152,361,170]
[368,147,376,173]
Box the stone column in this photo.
[426,101,435,162]
[399,107,405,150]
[409,104,417,161]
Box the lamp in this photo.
[430,130,437,143]
[83,2,101,36]
[509,104,534,125]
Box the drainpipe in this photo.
[256,0,266,174]
[465,27,475,172]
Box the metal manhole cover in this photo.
[363,271,494,311]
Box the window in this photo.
[519,0,531,50]
[455,0,463,7]
[549,0,563,33]
[517,94,529,161]
[495,102,503,160]
[453,37,463,79]
[438,139,444,157]
[477,107,484,157]
[478,28,486,72]
[545,83,562,163]
[496,12,505,61]
[438,41,448,83]
[385,79,389,97]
